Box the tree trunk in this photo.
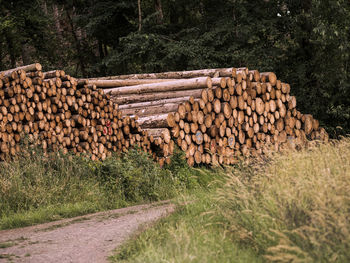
[52,4,63,43]
[121,103,179,117]
[65,8,86,76]
[118,96,193,110]
[0,63,42,77]
[110,88,203,104]
[97,68,235,80]
[98,40,104,59]
[138,0,142,32]
[21,41,31,65]
[137,114,170,128]
[86,78,179,87]
[154,0,164,24]
[5,32,16,68]
[104,77,212,96]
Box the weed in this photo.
[0,242,16,249]
[0,145,211,229]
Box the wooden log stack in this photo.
[86,67,328,166]
[0,63,328,167]
[0,63,159,162]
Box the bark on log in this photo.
[121,103,179,117]
[118,96,193,110]
[137,114,170,128]
[94,68,235,80]
[85,78,179,88]
[104,77,212,96]
[143,128,163,136]
[0,63,42,77]
[110,89,203,104]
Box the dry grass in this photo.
[219,137,350,262]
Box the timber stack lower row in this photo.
[0,64,328,166]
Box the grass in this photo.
[0,242,16,248]
[0,143,210,230]
[0,253,15,259]
[218,137,350,262]
[112,137,350,263]
[111,183,263,263]
[37,217,90,232]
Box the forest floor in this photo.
[0,201,174,263]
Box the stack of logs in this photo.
[0,63,167,163]
[85,67,328,166]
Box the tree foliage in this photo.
[0,0,349,136]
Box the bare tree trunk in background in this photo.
[42,0,48,15]
[0,41,3,70]
[98,40,105,60]
[103,44,108,57]
[21,42,31,65]
[138,0,142,32]
[5,32,16,68]
[199,0,206,30]
[53,5,63,42]
[66,8,86,76]
[154,0,164,24]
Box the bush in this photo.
[0,145,210,229]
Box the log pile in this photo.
[86,67,328,166]
[0,63,328,167]
[0,63,162,162]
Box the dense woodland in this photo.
[0,0,349,136]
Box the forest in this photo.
[0,0,349,136]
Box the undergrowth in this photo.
[0,145,210,230]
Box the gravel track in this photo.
[0,201,174,263]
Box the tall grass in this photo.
[0,145,207,229]
[219,138,350,262]
[112,184,263,263]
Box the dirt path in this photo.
[0,201,175,263]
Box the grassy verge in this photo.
[111,181,263,263]
[112,138,350,263]
[0,145,210,230]
[218,137,350,262]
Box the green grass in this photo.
[0,144,210,230]
[111,171,263,263]
[112,138,350,263]
[0,242,16,248]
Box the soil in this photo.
[0,201,174,263]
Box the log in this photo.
[92,68,235,80]
[137,114,170,128]
[0,63,328,166]
[43,70,61,79]
[260,72,277,86]
[0,63,42,77]
[85,78,179,87]
[143,128,168,138]
[111,89,203,104]
[121,103,179,117]
[118,96,193,110]
[104,77,212,96]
